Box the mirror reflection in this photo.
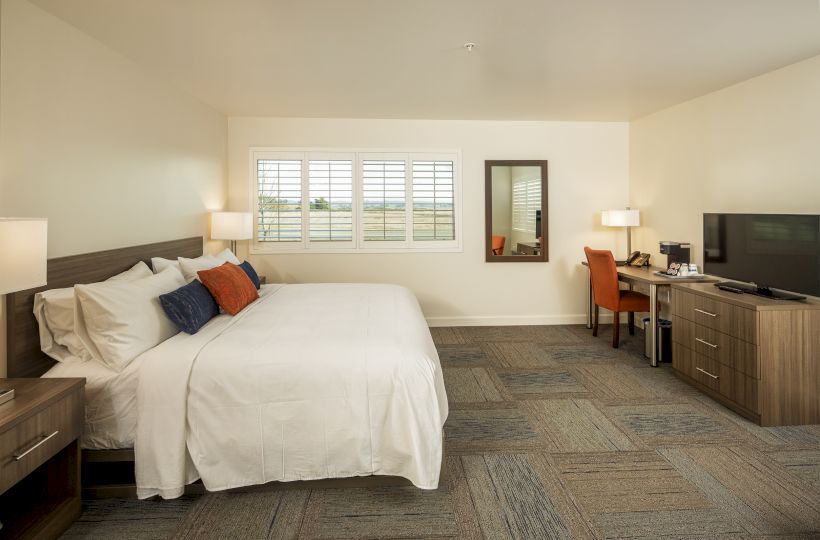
[485,161,547,262]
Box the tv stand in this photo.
[715,281,806,301]
[672,283,820,426]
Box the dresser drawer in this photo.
[672,289,758,343]
[0,388,83,494]
[674,343,759,413]
[671,315,760,378]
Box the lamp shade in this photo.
[601,209,640,227]
[0,218,48,295]
[211,212,253,240]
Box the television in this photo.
[703,213,820,300]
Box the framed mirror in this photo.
[485,160,548,262]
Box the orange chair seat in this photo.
[618,290,651,312]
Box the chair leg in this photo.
[612,311,620,348]
[592,305,599,337]
[628,312,635,335]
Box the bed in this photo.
[6,237,448,498]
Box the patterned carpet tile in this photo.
[589,508,744,539]
[537,344,623,364]
[442,368,504,403]
[679,446,820,534]
[436,344,489,367]
[61,497,198,540]
[307,486,458,539]
[461,454,585,540]
[521,399,641,453]
[496,368,590,398]
[572,364,660,403]
[172,490,307,540]
[767,449,820,487]
[479,341,559,368]
[429,326,469,345]
[553,451,713,514]
[606,403,747,446]
[444,407,539,450]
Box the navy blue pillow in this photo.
[159,280,219,334]
[239,261,261,290]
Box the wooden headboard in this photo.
[5,236,203,378]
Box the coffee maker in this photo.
[659,241,691,266]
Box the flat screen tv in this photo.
[703,213,820,300]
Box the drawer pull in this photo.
[695,367,719,380]
[695,337,718,349]
[694,308,718,318]
[14,431,59,461]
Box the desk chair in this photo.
[584,246,651,348]
[492,235,506,256]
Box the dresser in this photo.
[0,378,85,539]
[671,283,820,426]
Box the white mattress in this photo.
[135,283,448,499]
[43,354,142,450]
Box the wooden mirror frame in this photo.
[485,160,548,262]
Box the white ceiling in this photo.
[32,0,820,121]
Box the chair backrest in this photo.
[584,246,620,311]
[492,235,506,256]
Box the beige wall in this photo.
[229,117,630,325]
[630,54,820,269]
[0,0,228,376]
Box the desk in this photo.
[582,263,718,367]
[516,242,542,256]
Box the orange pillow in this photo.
[197,262,259,315]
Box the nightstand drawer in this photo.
[672,288,758,343]
[0,389,83,494]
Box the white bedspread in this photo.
[135,283,447,499]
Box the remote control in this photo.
[717,284,744,294]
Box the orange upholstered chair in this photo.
[584,246,651,348]
[492,235,506,256]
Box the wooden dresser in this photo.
[671,283,820,426]
[0,378,84,539]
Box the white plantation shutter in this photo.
[257,159,302,242]
[512,177,540,233]
[361,160,406,242]
[308,160,353,242]
[412,160,455,241]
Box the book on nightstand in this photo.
[0,388,14,405]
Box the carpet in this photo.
[60,324,820,539]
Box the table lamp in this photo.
[0,218,47,403]
[601,208,640,262]
[211,212,253,253]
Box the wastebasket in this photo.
[642,317,673,362]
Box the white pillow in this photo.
[151,257,180,274]
[33,261,153,362]
[177,249,241,282]
[74,266,186,372]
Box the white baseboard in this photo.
[426,314,614,327]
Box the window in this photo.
[412,160,454,241]
[362,160,406,242]
[257,159,302,242]
[251,149,461,253]
[308,160,353,242]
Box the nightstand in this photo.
[0,378,84,539]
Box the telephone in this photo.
[626,251,651,267]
